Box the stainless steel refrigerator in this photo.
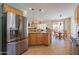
[0,3,3,55]
[2,12,28,55]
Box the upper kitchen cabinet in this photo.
[3,4,23,16]
[76,5,79,24]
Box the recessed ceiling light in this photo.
[39,9,44,12]
[29,8,35,10]
[41,9,44,12]
[29,7,32,10]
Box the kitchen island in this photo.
[28,32,51,46]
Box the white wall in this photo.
[71,16,77,38]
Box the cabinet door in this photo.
[43,34,49,45]
[77,5,79,24]
[29,33,37,45]
[36,33,43,45]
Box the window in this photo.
[53,22,64,33]
[37,24,47,30]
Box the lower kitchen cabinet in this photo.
[28,33,51,46]
[29,33,37,45]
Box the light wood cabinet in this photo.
[29,33,37,45]
[36,34,43,44]
[76,5,79,24]
[28,33,51,46]
[3,4,23,16]
[43,34,49,45]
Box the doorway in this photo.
[52,21,65,47]
[52,21,64,37]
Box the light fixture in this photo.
[29,8,35,11]
[29,8,35,20]
[38,9,44,21]
[39,9,44,12]
[29,8,44,24]
[29,7,32,10]
[60,14,62,17]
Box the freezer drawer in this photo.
[7,42,16,55]
[7,39,28,55]
[16,39,28,55]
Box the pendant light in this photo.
[39,9,44,24]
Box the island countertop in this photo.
[29,32,51,34]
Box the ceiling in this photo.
[20,3,77,21]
